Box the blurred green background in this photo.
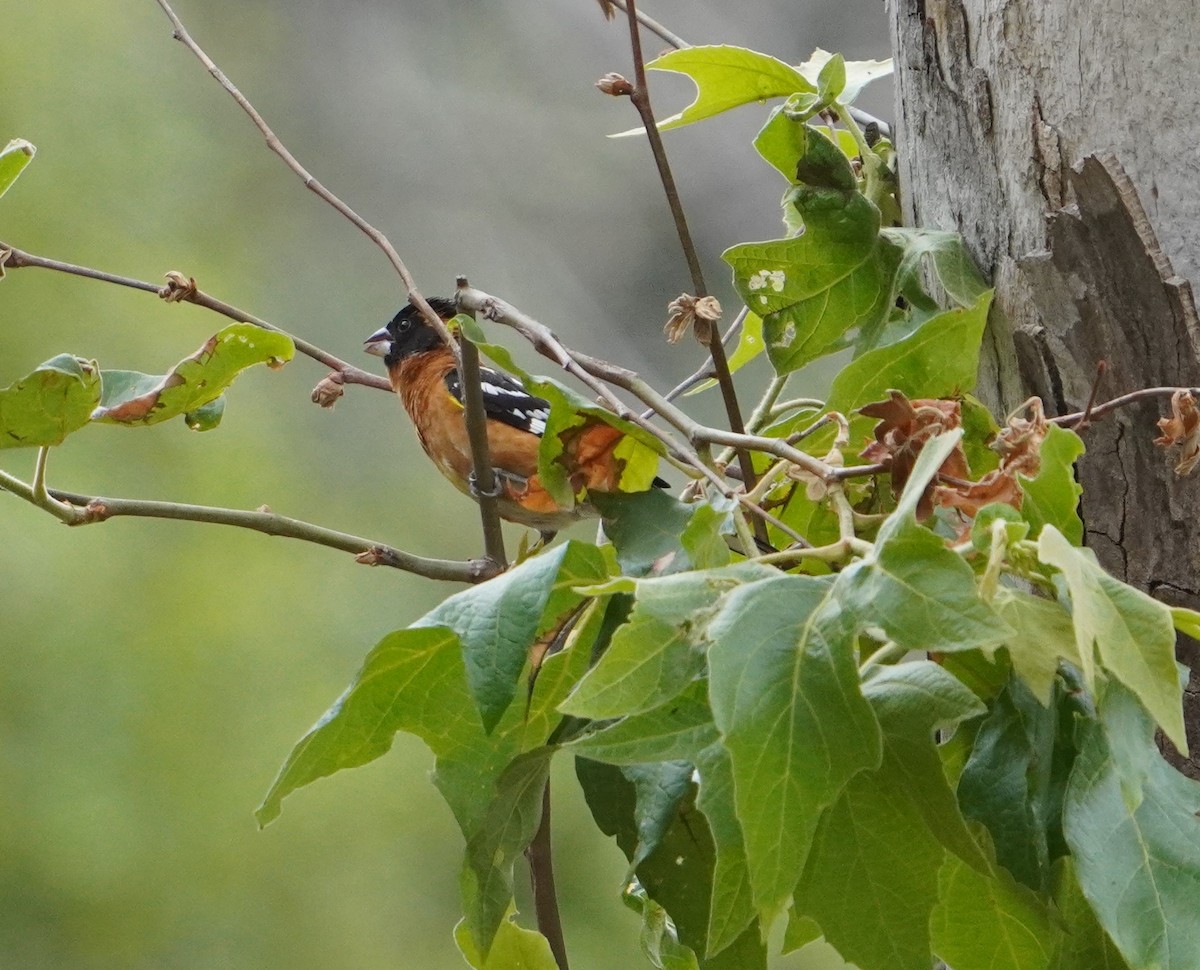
[0,2,887,967]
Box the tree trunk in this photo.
[889,0,1200,772]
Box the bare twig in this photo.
[0,466,497,582]
[618,1,760,506]
[0,241,390,391]
[455,283,733,496]
[456,285,838,487]
[456,296,508,567]
[151,0,458,367]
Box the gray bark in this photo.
[889,0,1200,770]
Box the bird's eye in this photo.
[397,319,412,332]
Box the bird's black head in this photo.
[364,297,457,366]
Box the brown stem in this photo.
[618,2,761,523]
[0,468,497,582]
[0,241,390,391]
[151,0,458,366]
[458,331,508,569]
[526,782,569,970]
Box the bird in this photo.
[365,297,666,535]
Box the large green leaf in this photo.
[421,540,610,732]
[576,758,767,970]
[930,845,1058,970]
[591,490,731,577]
[257,627,471,825]
[620,45,813,134]
[794,661,985,970]
[460,748,553,953]
[568,679,718,765]
[835,430,1011,653]
[1038,526,1185,750]
[1048,858,1131,970]
[0,137,35,200]
[995,588,1080,705]
[707,575,881,923]
[92,324,294,428]
[1020,425,1085,543]
[561,562,776,719]
[957,678,1075,891]
[0,354,100,448]
[826,290,993,415]
[1064,682,1200,970]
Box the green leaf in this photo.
[624,884,701,970]
[726,126,880,289]
[995,588,1079,705]
[617,45,813,135]
[816,53,846,104]
[0,354,100,449]
[423,541,610,732]
[92,324,294,427]
[957,677,1071,891]
[680,499,734,570]
[795,49,892,106]
[622,761,696,871]
[1172,605,1200,640]
[826,290,993,416]
[794,662,986,970]
[881,227,991,308]
[1020,425,1085,543]
[1038,526,1185,750]
[455,913,559,970]
[1048,858,1131,970]
[569,679,718,765]
[930,845,1058,970]
[760,236,903,375]
[707,575,881,922]
[579,758,769,970]
[460,748,553,954]
[591,490,730,577]
[256,627,470,825]
[836,436,1011,653]
[561,562,776,719]
[693,742,757,957]
[1063,681,1200,970]
[0,138,35,200]
[961,394,1002,476]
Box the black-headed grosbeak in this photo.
[365,297,665,534]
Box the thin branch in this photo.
[0,241,390,392]
[526,783,569,970]
[456,285,838,486]
[600,0,687,50]
[0,467,497,582]
[738,495,809,548]
[618,1,760,511]
[151,0,458,368]
[455,283,733,497]
[1049,384,1198,427]
[458,320,508,568]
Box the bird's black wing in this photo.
[444,367,551,437]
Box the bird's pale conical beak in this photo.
[363,327,391,357]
